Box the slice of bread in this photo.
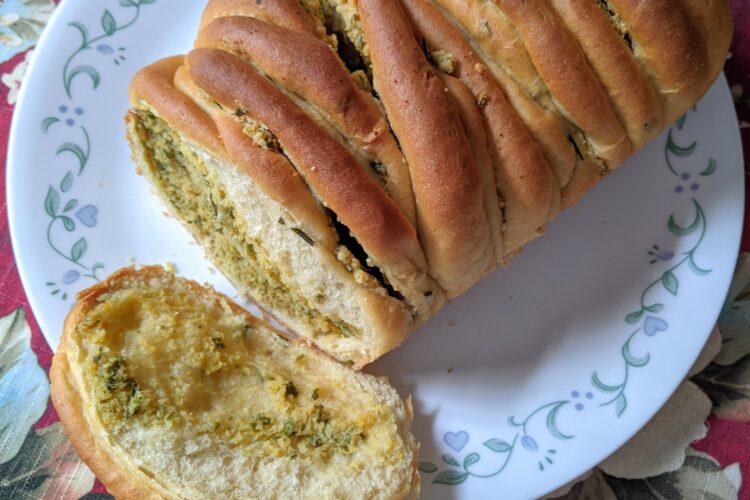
[50,266,419,499]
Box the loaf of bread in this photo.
[126,0,732,366]
[50,266,419,499]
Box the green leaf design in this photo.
[688,258,711,276]
[700,158,717,176]
[69,21,89,45]
[625,311,643,325]
[592,372,621,392]
[675,114,687,130]
[554,469,617,499]
[71,238,87,262]
[101,10,117,35]
[614,394,627,417]
[44,186,60,217]
[56,142,87,172]
[441,453,459,467]
[622,342,650,367]
[0,423,95,498]
[41,117,59,132]
[139,0,157,4]
[692,355,750,422]
[715,255,750,365]
[63,199,78,213]
[65,65,101,94]
[645,303,664,313]
[119,0,136,6]
[666,129,697,157]
[418,461,438,473]
[463,453,480,468]
[668,201,701,237]
[546,402,573,440]
[0,310,49,463]
[432,470,468,485]
[483,438,512,453]
[662,271,678,296]
[60,171,74,193]
[602,448,741,499]
[60,216,76,232]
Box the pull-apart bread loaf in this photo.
[50,266,419,499]
[126,0,732,366]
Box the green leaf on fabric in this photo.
[550,470,617,500]
[601,448,741,499]
[0,423,94,499]
[0,309,49,464]
[692,355,750,422]
[715,253,750,365]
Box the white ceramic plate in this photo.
[7,1,744,498]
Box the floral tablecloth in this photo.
[1,1,749,498]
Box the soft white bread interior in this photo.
[50,266,419,499]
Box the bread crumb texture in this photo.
[71,272,414,498]
[132,110,362,342]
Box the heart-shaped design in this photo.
[443,431,469,452]
[643,316,668,336]
[75,204,98,228]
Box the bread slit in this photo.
[196,16,419,227]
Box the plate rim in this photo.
[5,1,746,497]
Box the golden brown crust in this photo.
[493,0,633,167]
[676,0,733,120]
[547,0,664,148]
[402,0,560,255]
[171,65,339,251]
[434,0,545,98]
[606,0,710,124]
[185,48,437,306]
[129,56,225,159]
[439,73,503,263]
[199,0,319,37]
[358,0,494,296]
[196,16,418,227]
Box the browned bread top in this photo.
[128,0,732,360]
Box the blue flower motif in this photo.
[675,173,700,193]
[648,244,674,264]
[75,205,98,228]
[97,43,114,54]
[643,316,668,336]
[61,270,80,285]
[443,431,469,452]
[520,435,538,452]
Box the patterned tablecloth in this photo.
[0,1,749,498]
